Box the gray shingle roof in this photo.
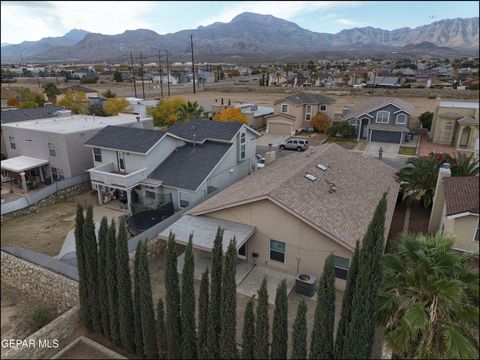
[276,92,335,105]
[343,97,414,119]
[190,143,399,250]
[148,141,231,191]
[1,106,65,124]
[84,125,165,153]
[168,119,243,142]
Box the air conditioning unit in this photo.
[295,273,316,297]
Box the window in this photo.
[240,132,246,160]
[48,143,56,156]
[9,136,16,149]
[179,191,190,208]
[93,148,102,162]
[305,105,312,121]
[320,104,327,111]
[51,167,65,181]
[396,114,407,125]
[474,219,479,242]
[281,104,289,114]
[117,151,125,172]
[376,111,390,123]
[333,255,350,280]
[441,121,454,142]
[349,119,358,128]
[145,190,156,200]
[270,239,285,263]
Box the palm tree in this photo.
[178,101,204,122]
[377,233,479,359]
[395,154,443,208]
[445,152,479,176]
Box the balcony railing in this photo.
[88,162,147,189]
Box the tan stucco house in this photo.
[430,100,479,153]
[265,93,335,135]
[429,164,479,253]
[160,143,399,289]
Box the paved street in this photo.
[364,142,400,159]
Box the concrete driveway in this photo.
[256,133,290,147]
[364,142,400,159]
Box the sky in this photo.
[1,1,479,44]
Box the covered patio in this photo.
[1,156,49,194]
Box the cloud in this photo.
[1,1,158,44]
[197,1,361,27]
[336,18,367,26]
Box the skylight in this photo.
[305,173,317,181]
[317,163,327,171]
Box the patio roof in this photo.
[1,156,49,173]
[159,214,256,253]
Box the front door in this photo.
[238,242,247,260]
[116,151,126,173]
[361,118,369,138]
[460,127,471,147]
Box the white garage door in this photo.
[268,122,292,135]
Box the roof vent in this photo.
[317,163,327,171]
[305,173,317,182]
[325,180,336,193]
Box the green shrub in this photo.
[23,303,56,332]
[418,111,433,130]
[326,122,356,137]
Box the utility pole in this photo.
[140,52,146,99]
[130,52,137,98]
[191,34,196,94]
[372,68,377,95]
[158,50,164,98]
[166,50,171,96]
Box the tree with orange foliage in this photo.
[311,112,331,133]
[6,97,19,107]
[213,107,248,125]
[103,98,132,116]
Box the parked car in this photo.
[257,157,266,169]
[279,137,309,151]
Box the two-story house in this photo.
[265,93,335,135]
[84,120,259,213]
[342,97,414,143]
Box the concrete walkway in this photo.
[256,133,290,147]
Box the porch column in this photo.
[357,120,361,141]
[20,172,27,194]
[456,125,464,148]
[126,188,132,215]
[39,166,44,182]
[399,132,403,145]
[97,187,103,205]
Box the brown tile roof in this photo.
[443,176,479,216]
[343,97,414,119]
[190,143,399,250]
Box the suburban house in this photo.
[1,106,65,159]
[84,120,259,213]
[429,164,479,253]
[429,100,479,153]
[160,143,399,289]
[342,97,414,143]
[211,101,273,129]
[57,85,99,101]
[265,93,335,135]
[1,111,152,194]
[367,76,401,88]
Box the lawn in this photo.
[325,137,357,150]
[398,146,416,155]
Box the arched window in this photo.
[396,113,407,125]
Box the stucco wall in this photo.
[431,104,478,145]
[444,215,479,253]
[205,199,353,289]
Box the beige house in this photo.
[265,93,335,135]
[211,102,273,130]
[430,100,479,153]
[429,164,479,253]
[160,143,399,289]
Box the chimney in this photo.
[264,143,276,165]
[428,162,451,234]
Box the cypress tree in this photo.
[207,227,224,359]
[97,216,110,338]
[106,219,120,345]
[117,220,136,353]
[271,279,288,360]
[134,241,144,358]
[343,193,388,359]
[220,238,238,359]
[198,268,210,360]
[83,205,102,334]
[181,235,197,359]
[334,241,360,359]
[74,204,91,330]
[309,254,336,359]
[165,232,182,359]
[254,277,270,359]
[138,241,159,359]
[157,298,167,359]
[242,296,255,360]
[291,299,307,360]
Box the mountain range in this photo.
[1,13,478,63]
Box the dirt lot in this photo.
[1,191,127,257]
